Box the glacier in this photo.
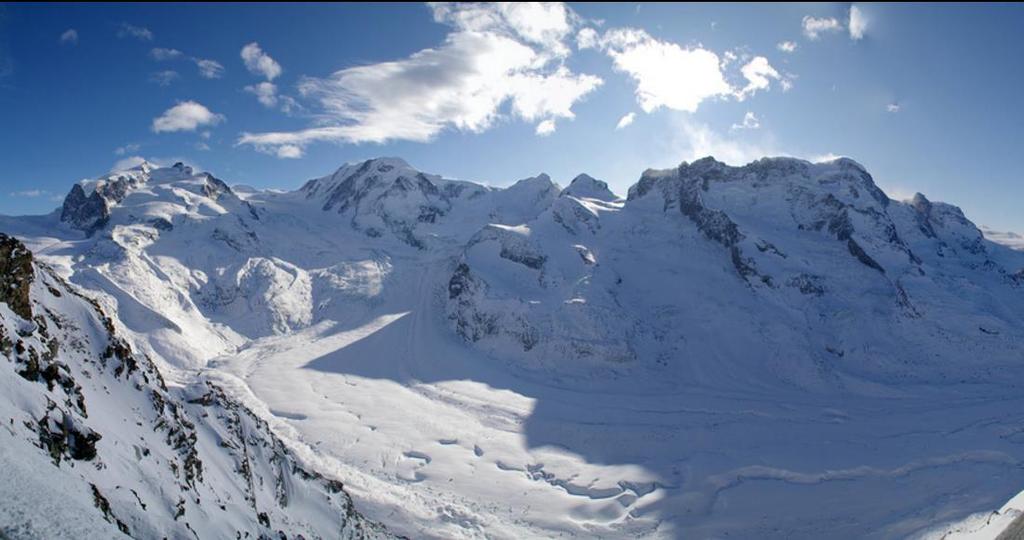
[1,155,1023,539]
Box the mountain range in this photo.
[2,155,1023,539]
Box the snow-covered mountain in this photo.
[2,155,1024,539]
[0,233,392,539]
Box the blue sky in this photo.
[2,3,1023,232]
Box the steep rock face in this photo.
[60,162,162,233]
[0,235,393,539]
[0,233,34,320]
[60,183,112,233]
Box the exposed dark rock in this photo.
[37,406,102,464]
[61,184,110,233]
[0,233,35,320]
[787,274,826,296]
[500,246,546,270]
[202,173,233,200]
[148,217,174,231]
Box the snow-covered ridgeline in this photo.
[1,154,1024,538]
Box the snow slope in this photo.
[2,156,1024,538]
[0,233,392,539]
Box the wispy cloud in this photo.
[849,5,867,40]
[239,3,600,158]
[535,119,556,136]
[114,143,141,156]
[886,103,900,113]
[241,42,281,81]
[670,115,773,166]
[737,56,780,99]
[731,111,761,130]
[777,41,796,53]
[111,156,203,173]
[615,112,635,130]
[194,58,224,79]
[9,189,49,198]
[152,101,225,133]
[150,47,183,61]
[802,16,841,40]
[148,43,226,81]
[245,82,278,107]
[118,22,153,41]
[59,29,78,46]
[149,70,179,86]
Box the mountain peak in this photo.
[508,173,557,190]
[562,173,617,201]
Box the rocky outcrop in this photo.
[0,233,34,320]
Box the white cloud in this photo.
[535,119,556,136]
[278,95,301,115]
[737,56,781,99]
[111,156,149,171]
[118,23,153,41]
[596,28,732,113]
[150,46,224,79]
[149,70,179,86]
[241,42,281,81]
[811,152,843,163]
[615,112,635,130]
[245,82,302,114]
[59,29,78,45]
[430,2,576,58]
[194,58,224,79]
[849,5,867,40]
[506,66,601,121]
[731,111,760,130]
[150,47,183,61]
[879,184,917,202]
[239,3,600,157]
[245,82,278,107]
[887,103,900,113]
[114,143,140,156]
[802,16,842,40]
[777,41,797,53]
[152,101,225,133]
[586,28,781,113]
[111,156,203,173]
[274,145,303,159]
[576,27,599,50]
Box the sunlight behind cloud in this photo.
[239,3,600,157]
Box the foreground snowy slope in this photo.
[2,155,1024,538]
[0,233,392,538]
